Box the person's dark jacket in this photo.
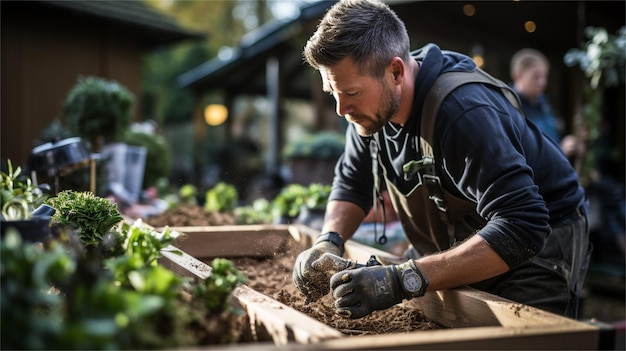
[329,44,585,269]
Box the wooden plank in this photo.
[310,324,599,350]
[407,287,588,328]
[344,239,405,265]
[165,225,293,259]
[234,284,344,345]
[339,230,599,349]
[158,244,212,282]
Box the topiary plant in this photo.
[63,76,135,151]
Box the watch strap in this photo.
[314,231,345,256]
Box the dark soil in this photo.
[145,204,236,227]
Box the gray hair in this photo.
[304,0,411,79]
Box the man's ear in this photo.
[389,57,404,83]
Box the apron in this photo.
[383,158,484,255]
[371,66,591,317]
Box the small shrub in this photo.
[63,76,135,149]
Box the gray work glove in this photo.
[324,255,428,319]
[292,232,345,302]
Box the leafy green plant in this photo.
[63,76,135,150]
[233,198,273,225]
[269,183,331,221]
[46,190,123,252]
[205,182,238,213]
[564,26,626,185]
[2,190,249,349]
[1,160,50,220]
[194,258,247,313]
[178,184,198,205]
[232,183,331,224]
[304,183,332,210]
[271,183,309,219]
[564,26,625,90]
[0,231,76,350]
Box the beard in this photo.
[349,83,400,137]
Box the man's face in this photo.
[320,58,399,136]
[516,62,549,101]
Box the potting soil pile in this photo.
[145,204,236,227]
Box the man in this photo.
[510,48,562,144]
[292,0,590,320]
[510,48,586,167]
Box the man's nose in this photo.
[335,96,353,117]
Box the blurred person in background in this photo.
[510,48,584,164]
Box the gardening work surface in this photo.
[158,224,600,350]
[230,239,443,335]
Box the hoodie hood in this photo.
[411,43,478,110]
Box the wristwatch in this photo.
[398,260,429,299]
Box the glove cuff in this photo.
[396,260,429,299]
[314,231,345,256]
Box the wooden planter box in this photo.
[158,224,600,350]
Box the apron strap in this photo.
[417,66,524,218]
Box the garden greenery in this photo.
[1,190,247,349]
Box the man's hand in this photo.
[292,232,345,302]
[328,259,428,319]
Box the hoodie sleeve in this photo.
[437,84,551,269]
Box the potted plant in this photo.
[0,160,53,242]
[62,76,135,152]
[296,183,331,230]
[269,183,331,228]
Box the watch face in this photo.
[402,271,422,293]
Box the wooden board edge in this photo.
[158,244,212,282]
[406,286,599,331]
[311,324,599,350]
[169,227,292,259]
[233,285,344,346]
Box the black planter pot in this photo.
[1,205,55,243]
[1,217,52,242]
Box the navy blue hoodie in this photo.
[329,44,585,268]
